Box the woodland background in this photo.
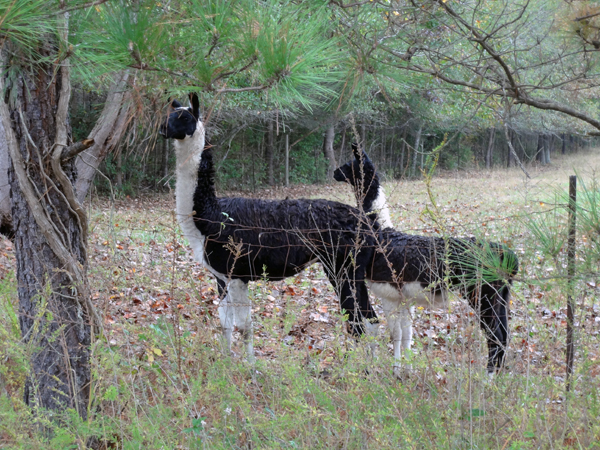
[2,0,600,448]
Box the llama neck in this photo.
[360,175,393,229]
[174,128,213,219]
[174,128,217,267]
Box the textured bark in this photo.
[1,34,93,420]
[322,124,337,180]
[0,119,11,236]
[74,70,132,202]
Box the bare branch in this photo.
[45,0,110,16]
[329,0,373,8]
[217,85,268,93]
[435,0,521,96]
[575,11,600,22]
[503,122,530,179]
[61,139,95,161]
[211,56,257,84]
[514,96,600,131]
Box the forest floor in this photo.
[1,151,600,449]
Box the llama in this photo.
[334,144,519,375]
[160,94,380,360]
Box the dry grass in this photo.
[1,150,600,448]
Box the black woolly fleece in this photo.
[192,148,382,333]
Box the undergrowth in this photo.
[1,151,600,448]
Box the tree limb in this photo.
[503,122,530,179]
[61,139,95,161]
[575,11,600,22]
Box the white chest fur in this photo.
[174,136,206,266]
[372,185,393,229]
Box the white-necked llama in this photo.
[160,94,380,360]
[334,144,519,375]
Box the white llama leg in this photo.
[379,295,404,378]
[399,306,414,371]
[364,319,380,359]
[229,279,255,362]
[217,279,254,361]
[218,286,235,356]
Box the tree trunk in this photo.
[411,124,423,177]
[562,133,566,155]
[456,132,461,169]
[0,118,12,237]
[115,150,123,188]
[506,130,515,168]
[322,124,337,180]
[570,134,574,153]
[266,117,274,185]
[399,126,407,178]
[486,127,495,169]
[162,135,170,179]
[0,70,131,235]
[74,70,132,202]
[338,125,346,165]
[545,135,552,164]
[285,134,289,187]
[0,26,97,422]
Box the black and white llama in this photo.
[160,94,380,360]
[334,144,519,375]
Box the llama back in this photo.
[369,231,518,288]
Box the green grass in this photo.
[2,151,600,448]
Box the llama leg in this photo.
[474,284,509,375]
[379,296,404,378]
[333,258,378,337]
[364,317,379,360]
[331,274,365,336]
[400,306,414,350]
[228,279,255,362]
[217,279,234,356]
[399,306,414,371]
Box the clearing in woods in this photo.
[1,150,599,448]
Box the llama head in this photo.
[333,142,377,194]
[160,93,204,141]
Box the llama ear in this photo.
[189,93,200,120]
[362,150,370,162]
[171,99,182,109]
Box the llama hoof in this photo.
[486,365,508,380]
[393,366,412,381]
[318,369,332,379]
